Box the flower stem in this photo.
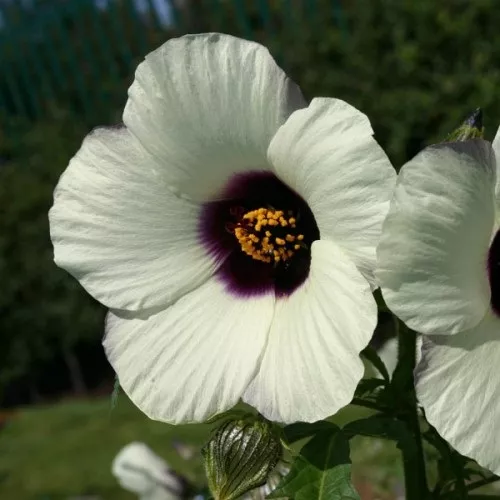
[394,323,429,500]
[405,395,428,500]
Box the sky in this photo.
[96,0,173,25]
[0,0,174,28]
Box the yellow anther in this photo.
[232,207,304,264]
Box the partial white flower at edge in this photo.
[377,134,500,474]
[49,33,396,425]
[112,442,185,500]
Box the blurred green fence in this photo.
[0,0,346,123]
[5,0,500,405]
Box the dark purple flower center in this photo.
[488,229,500,315]
[200,172,320,297]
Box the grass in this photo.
[5,392,496,499]
[0,392,408,500]
[0,395,211,500]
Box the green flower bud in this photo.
[202,416,282,500]
[444,108,484,142]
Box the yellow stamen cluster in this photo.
[233,208,305,264]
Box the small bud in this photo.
[202,417,282,500]
[444,108,484,142]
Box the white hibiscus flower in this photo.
[49,33,395,424]
[377,135,500,473]
[112,442,185,500]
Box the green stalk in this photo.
[394,323,429,500]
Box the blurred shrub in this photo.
[199,0,500,164]
[0,109,106,401]
[2,0,500,400]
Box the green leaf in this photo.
[344,415,416,457]
[269,430,360,500]
[353,378,386,399]
[282,421,339,445]
[361,346,390,382]
[423,425,469,497]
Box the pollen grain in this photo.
[232,208,305,264]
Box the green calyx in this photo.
[444,108,484,142]
[202,416,282,500]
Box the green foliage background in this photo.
[2,0,500,400]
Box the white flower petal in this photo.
[104,279,274,424]
[112,442,183,498]
[416,311,500,474]
[377,140,495,335]
[492,126,500,210]
[124,33,305,202]
[242,240,377,423]
[268,97,395,288]
[49,126,218,311]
